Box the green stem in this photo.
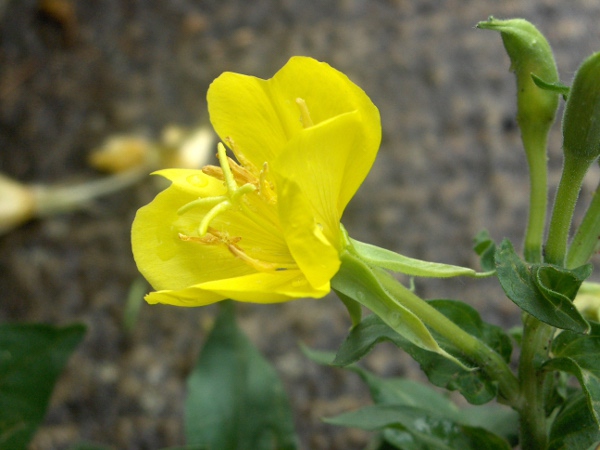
[378,271,521,405]
[522,127,549,264]
[545,155,593,265]
[567,177,600,269]
[334,249,521,407]
[517,315,554,450]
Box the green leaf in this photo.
[349,238,493,278]
[325,404,511,450]
[543,322,600,425]
[549,393,600,450]
[473,230,497,273]
[0,323,86,450]
[184,302,297,450]
[349,366,518,442]
[531,73,570,99]
[495,239,590,333]
[330,300,512,405]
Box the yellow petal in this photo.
[276,178,341,289]
[208,56,380,174]
[273,110,375,236]
[131,170,254,292]
[145,270,328,306]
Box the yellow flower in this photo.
[132,56,381,306]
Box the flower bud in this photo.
[477,17,559,132]
[562,52,600,163]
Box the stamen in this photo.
[217,142,237,193]
[177,142,257,236]
[227,243,296,273]
[259,162,276,204]
[296,98,314,128]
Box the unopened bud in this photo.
[562,52,600,163]
[0,174,35,235]
[478,17,559,132]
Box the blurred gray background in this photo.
[2,1,600,449]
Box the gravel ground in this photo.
[2,1,600,449]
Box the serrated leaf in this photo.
[325,404,511,450]
[0,323,86,450]
[349,238,493,278]
[495,239,590,333]
[549,393,600,450]
[184,302,297,450]
[331,299,512,405]
[543,322,600,425]
[473,230,497,272]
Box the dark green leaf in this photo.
[185,302,297,450]
[531,73,570,99]
[549,393,600,450]
[331,299,512,405]
[473,230,497,273]
[543,322,600,425]
[495,239,590,333]
[325,404,511,450]
[348,366,518,443]
[0,323,86,450]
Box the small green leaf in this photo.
[0,323,86,450]
[184,302,297,450]
[349,238,494,278]
[543,322,600,425]
[473,230,497,273]
[495,239,590,333]
[531,73,570,99]
[549,393,600,450]
[325,404,511,450]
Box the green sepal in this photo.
[473,230,497,272]
[531,73,570,99]
[330,301,512,405]
[325,404,512,450]
[349,237,494,278]
[548,392,600,450]
[543,321,600,425]
[0,323,86,450]
[332,250,468,369]
[563,52,600,163]
[495,239,591,333]
[184,302,297,450]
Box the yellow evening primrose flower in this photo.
[132,56,381,306]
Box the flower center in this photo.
[176,142,295,273]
